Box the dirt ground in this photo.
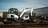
[0,24,48,28]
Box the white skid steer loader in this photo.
[7,8,33,24]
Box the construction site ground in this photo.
[0,23,48,28]
[0,19,48,28]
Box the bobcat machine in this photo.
[6,8,34,24]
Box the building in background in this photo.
[0,11,8,22]
[33,7,48,16]
[0,12,8,18]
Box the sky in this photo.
[0,0,48,11]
